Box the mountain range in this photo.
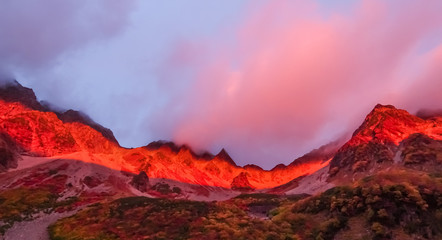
[0,80,441,239]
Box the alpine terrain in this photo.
[1,80,442,239]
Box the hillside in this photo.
[0,80,334,190]
[0,81,442,239]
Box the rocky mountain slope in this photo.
[1,80,442,239]
[0,80,334,190]
[329,104,442,182]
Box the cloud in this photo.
[0,0,135,76]
[2,0,442,170]
[0,0,137,140]
[154,0,442,169]
[401,43,442,112]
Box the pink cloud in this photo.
[0,0,135,75]
[154,0,442,169]
[401,44,442,111]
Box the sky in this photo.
[1,0,442,169]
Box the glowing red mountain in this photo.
[0,81,332,189]
[329,104,442,179]
[5,81,439,192]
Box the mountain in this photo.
[0,81,332,190]
[0,132,21,172]
[0,80,119,146]
[0,80,44,111]
[329,104,442,181]
[1,81,442,239]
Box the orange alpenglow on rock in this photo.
[329,104,442,178]
[0,80,332,189]
[1,81,442,192]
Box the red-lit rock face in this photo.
[348,104,442,146]
[0,97,331,189]
[0,132,21,171]
[0,100,118,156]
[329,104,442,178]
[231,172,254,191]
[3,82,442,192]
[0,101,78,156]
[125,144,331,189]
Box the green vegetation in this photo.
[0,172,83,235]
[48,193,307,240]
[49,170,442,240]
[0,186,79,235]
[1,162,439,239]
[49,197,210,240]
[289,170,442,239]
[401,133,442,165]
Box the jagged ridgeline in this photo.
[0,80,442,239]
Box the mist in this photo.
[1,0,442,169]
[151,0,442,168]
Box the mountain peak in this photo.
[57,110,119,145]
[0,79,44,111]
[350,104,424,144]
[243,164,263,171]
[145,141,182,152]
[144,140,215,160]
[271,163,286,171]
[373,103,396,110]
[365,103,402,122]
[215,148,237,166]
[329,103,442,178]
[0,80,119,145]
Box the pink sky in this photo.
[154,0,442,168]
[1,0,442,169]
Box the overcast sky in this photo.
[1,0,442,169]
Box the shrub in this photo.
[371,222,390,239]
